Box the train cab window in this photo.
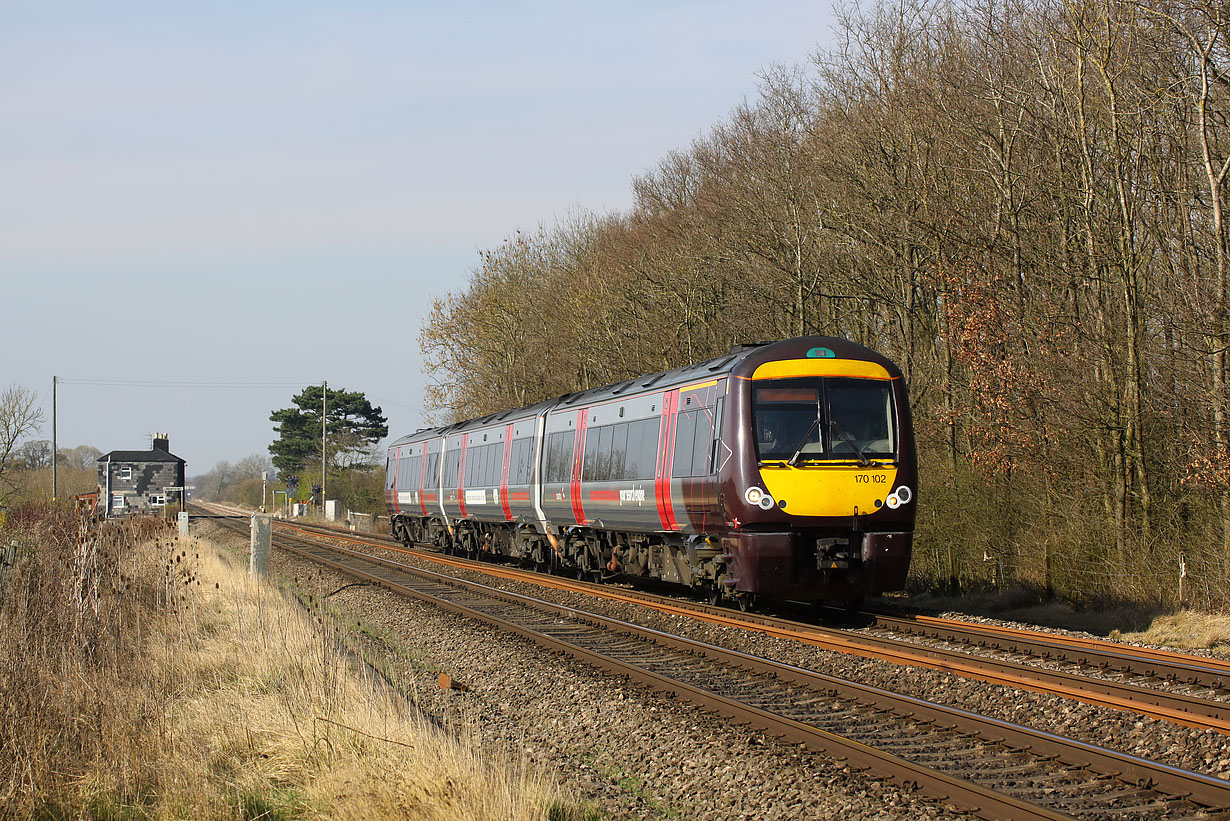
[754,387,820,461]
[827,379,895,458]
[753,378,895,464]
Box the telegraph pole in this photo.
[51,375,57,502]
[321,380,327,503]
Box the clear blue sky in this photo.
[1,1,836,476]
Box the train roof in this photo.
[385,336,897,450]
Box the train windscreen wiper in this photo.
[833,430,872,466]
[787,418,822,466]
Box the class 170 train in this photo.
[384,336,916,609]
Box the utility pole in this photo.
[51,375,57,502]
[321,380,327,503]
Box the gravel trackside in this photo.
[200,521,960,819]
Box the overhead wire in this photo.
[56,378,311,389]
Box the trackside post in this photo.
[250,514,271,577]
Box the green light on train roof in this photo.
[806,347,835,358]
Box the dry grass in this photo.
[0,504,580,819]
[901,585,1230,655]
[1116,611,1230,657]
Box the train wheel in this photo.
[706,583,724,607]
[736,593,757,612]
[841,596,864,621]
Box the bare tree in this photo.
[13,440,52,470]
[0,385,44,502]
[59,445,102,471]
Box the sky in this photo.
[1,1,837,478]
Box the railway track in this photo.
[202,511,1230,819]
[861,609,1230,693]
[276,517,1230,736]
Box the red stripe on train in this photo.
[499,423,514,521]
[570,409,588,525]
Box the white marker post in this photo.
[250,514,271,577]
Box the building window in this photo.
[118,466,132,481]
[112,494,125,509]
[149,494,166,507]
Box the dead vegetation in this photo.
[0,504,577,819]
[420,0,1230,612]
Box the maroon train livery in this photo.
[385,337,916,609]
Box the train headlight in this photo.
[885,494,901,509]
[895,486,913,505]
[745,487,775,509]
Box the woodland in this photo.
[421,0,1230,610]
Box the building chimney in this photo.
[153,433,169,452]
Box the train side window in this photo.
[609,423,629,480]
[444,449,460,487]
[582,425,601,482]
[623,421,643,479]
[673,411,697,477]
[692,409,713,476]
[596,425,614,481]
[484,443,497,486]
[632,418,659,480]
[512,439,524,485]
[519,438,532,484]
[545,431,573,483]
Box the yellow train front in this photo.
[714,337,916,609]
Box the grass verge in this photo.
[0,504,578,819]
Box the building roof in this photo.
[99,448,184,464]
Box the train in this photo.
[384,336,916,610]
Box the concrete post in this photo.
[178,511,189,538]
[250,514,271,577]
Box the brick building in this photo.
[97,434,186,517]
